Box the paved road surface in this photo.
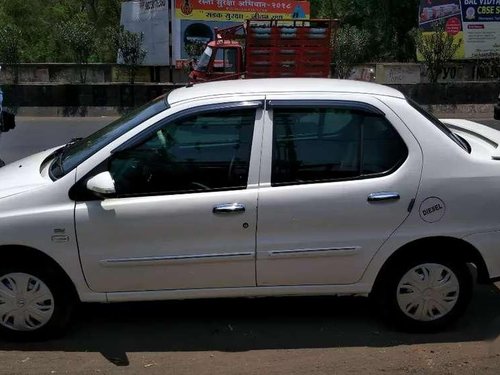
[0,117,113,164]
[0,116,499,374]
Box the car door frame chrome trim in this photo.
[100,252,255,267]
[268,247,361,259]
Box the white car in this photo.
[0,78,499,340]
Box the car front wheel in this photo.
[376,257,473,331]
[0,266,74,340]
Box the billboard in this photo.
[418,0,500,59]
[172,0,311,66]
[175,0,310,21]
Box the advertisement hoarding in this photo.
[173,0,311,67]
[175,0,310,21]
[418,0,500,59]
[461,0,500,57]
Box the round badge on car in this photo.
[419,197,446,223]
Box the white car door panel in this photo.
[256,96,423,286]
[76,190,257,292]
[76,105,263,292]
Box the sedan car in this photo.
[0,78,499,340]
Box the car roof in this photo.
[167,78,405,105]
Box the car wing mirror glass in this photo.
[86,171,116,197]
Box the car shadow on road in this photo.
[0,284,499,366]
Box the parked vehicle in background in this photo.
[0,78,499,340]
[494,93,500,120]
[189,19,338,82]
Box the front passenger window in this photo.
[109,109,256,197]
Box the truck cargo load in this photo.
[190,19,338,82]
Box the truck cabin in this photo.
[190,40,244,82]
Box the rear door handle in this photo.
[368,192,400,202]
[213,203,246,214]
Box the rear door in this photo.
[256,95,423,286]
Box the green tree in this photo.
[332,25,369,79]
[0,0,121,63]
[113,26,147,84]
[0,24,23,83]
[414,22,462,83]
[311,0,420,62]
[80,0,122,61]
[58,14,97,83]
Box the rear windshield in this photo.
[407,98,470,153]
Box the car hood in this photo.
[0,147,60,199]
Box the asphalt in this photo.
[0,117,113,164]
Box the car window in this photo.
[109,108,256,197]
[51,95,169,180]
[407,98,470,153]
[272,107,408,186]
[213,48,237,73]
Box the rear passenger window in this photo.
[272,107,408,186]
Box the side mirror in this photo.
[86,172,116,197]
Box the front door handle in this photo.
[213,203,246,214]
[368,192,400,202]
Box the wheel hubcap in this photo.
[397,263,459,322]
[0,273,54,331]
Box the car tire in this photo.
[0,263,75,341]
[374,255,473,332]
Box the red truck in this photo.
[189,19,338,82]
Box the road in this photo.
[0,117,113,164]
[0,116,499,374]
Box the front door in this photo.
[76,106,261,292]
[256,99,423,286]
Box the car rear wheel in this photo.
[0,265,74,340]
[375,256,473,331]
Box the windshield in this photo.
[50,96,169,180]
[407,98,470,153]
[195,46,213,72]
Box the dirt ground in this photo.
[0,283,499,374]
